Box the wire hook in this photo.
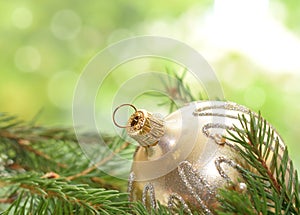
[112,103,137,128]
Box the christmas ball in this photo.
[114,101,285,214]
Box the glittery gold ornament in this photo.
[113,101,286,214]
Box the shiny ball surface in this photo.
[128,101,285,214]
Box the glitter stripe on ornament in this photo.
[214,156,243,181]
[178,161,213,215]
[142,183,157,209]
[202,123,235,146]
[128,172,135,202]
[167,192,192,214]
[193,102,251,116]
[194,101,289,177]
[194,101,286,151]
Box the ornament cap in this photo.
[113,104,165,147]
[127,109,165,147]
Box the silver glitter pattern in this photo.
[168,192,192,215]
[194,101,286,151]
[178,161,213,215]
[195,101,287,174]
[128,172,135,202]
[202,123,235,146]
[193,102,250,118]
[142,182,157,209]
[214,156,243,181]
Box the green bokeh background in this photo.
[1,1,300,167]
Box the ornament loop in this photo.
[113,103,137,128]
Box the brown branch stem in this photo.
[0,130,67,169]
[258,157,281,192]
[247,140,282,193]
[66,141,129,181]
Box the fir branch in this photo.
[132,201,193,215]
[0,113,132,213]
[0,113,76,142]
[164,67,197,103]
[217,188,256,215]
[66,140,130,181]
[1,173,130,214]
[0,113,80,174]
[218,112,300,214]
[144,67,205,113]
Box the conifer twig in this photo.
[66,141,130,181]
[218,113,299,214]
[1,174,130,214]
[0,131,69,170]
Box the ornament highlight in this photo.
[113,101,286,214]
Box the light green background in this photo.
[1,1,300,166]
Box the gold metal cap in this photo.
[113,104,165,147]
[126,109,165,147]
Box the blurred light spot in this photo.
[11,7,33,29]
[51,9,81,40]
[14,46,41,72]
[283,76,300,94]
[219,62,255,90]
[214,0,269,23]
[72,27,103,56]
[146,21,174,38]
[244,86,266,109]
[201,0,300,73]
[107,29,133,44]
[270,0,287,22]
[47,71,78,109]
[107,30,138,60]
